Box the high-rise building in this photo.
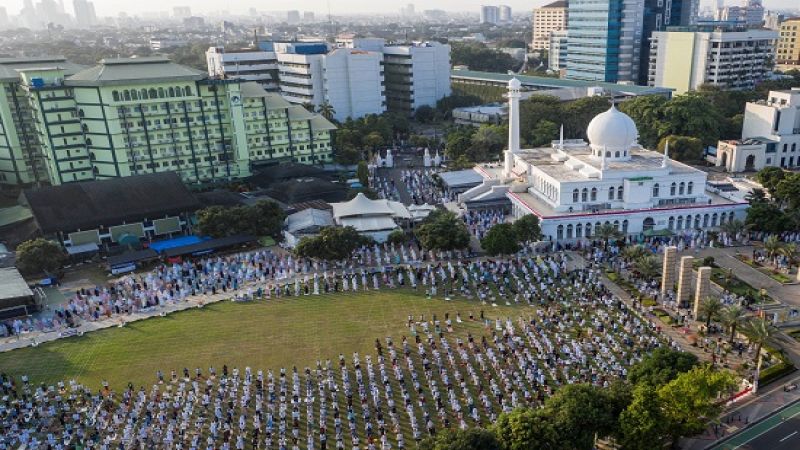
[303,11,315,22]
[531,0,568,51]
[565,0,644,83]
[173,6,191,19]
[287,10,301,24]
[776,18,800,72]
[648,26,778,94]
[0,57,335,186]
[400,4,415,18]
[498,5,512,23]
[73,0,97,28]
[548,30,569,72]
[274,42,385,122]
[637,0,697,85]
[0,7,8,29]
[763,11,782,30]
[382,42,452,115]
[715,0,764,27]
[480,6,499,25]
[206,46,280,92]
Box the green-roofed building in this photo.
[2,56,335,186]
[0,56,86,185]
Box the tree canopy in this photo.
[481,223,519,256]
[512,215,542,243]
[627,348,699,388]
[657,135,704,162]
[294,226,373,261]
[415,209,471,251]
[196,201,285,239]
[450,42,520,73]
[419,428,501,450]
[16,238,66,276]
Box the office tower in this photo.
[383,42,452,115]
[0,7,7,29]
[548,30,569,72]
[73,0,97,28]
[648,25,778,94]
[303,12,315,22]
[532,0,568,51]
[565,0,644,83]
[498,5,512,23]
[480,6,499,25]
[715,0,764,27]
[637,0,697,85]
[776,18,800,72]
[206,45,280,92]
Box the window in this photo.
[679,182,685,195]
[576,223,583,237]
[720,212,727,224]
[585,223,592,237]
[123,90,131,101]
[687,182,693,195]
[670,182,676,196]
[557,225,564,240]
[566,224,573,239]
[572,189,579,203]
[677,216,684,229]
[617,186,623,200]
[653,183,659,197]
[622,220,629,233]
[168,87,175,97]
[581,188,588,202]
[712,213,718,227]
[703,214,710,227]
[158,87,165,98]
[608,186,615,200]
[149,88,157,98]
[615,151,620,157]
[112,91,120,101]
[590,187,597,201]
[668,217,675,230]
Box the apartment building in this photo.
[531,0,567,51]
[3,57,334,186]
[648,26,778,94]
[382,42,451,115]
[206,45,280,91]
[776,17,800,72]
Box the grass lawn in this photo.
[0,290,522,390]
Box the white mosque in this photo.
[458,78,749,241]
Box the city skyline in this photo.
[0,0,797,17]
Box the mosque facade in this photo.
[460,78,749,242]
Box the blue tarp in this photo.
[149,236,205,253]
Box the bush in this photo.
[16,238,66,276]
[702,256,716,267]
[641,298,657,307]
[759,362,796,387]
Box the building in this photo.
[498,6,512,23]
[451,69,673,102]
[72,0,97,28]
[480,6,499,25]
[275,42,385,121]
[548,30,569,72]
[330,193,411,242]
[173,6,191,19]
[206,46,280,91]
[452,104,507,126]
[458,78,747,241]
[283,208,333,247]
[565,0,644,83]
[715,88,800,172]
[764,11,782,30]
[383,42,451,115]
[648,26,778,94]
[776,17,800,72]
[0,267,37,318]
[638,0,697,85]
[532,0,568,51]
[303,12,315,22]
[5,57,334,186]
[715,0,764,27]
[0,56,86,186]
[149,38,188,51]
[287,10,301,24]
[22,172,202,250]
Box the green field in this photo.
[0,290,521,390]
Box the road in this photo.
[712,400,800,449]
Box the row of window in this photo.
[553,211,735,240]
[571,186,624,203]
[111,86,194,102]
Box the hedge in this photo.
[759,362,797,387]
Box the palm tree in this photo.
[633,254,661,281]
[622,244,648,262]
[718,305,748,342]
[742,316,780,393]
[780,243,797,270]
[317,102,336,121]
[745,188,767,204]
[594,223,624,250]
[764,235,784,265]
[698,296,724,329]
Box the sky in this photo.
[0,0,796,16]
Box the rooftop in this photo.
[451,69,674,97]
[0,56,86,82]
[0,267,33,304]
[540,0,568,8]
[66,57,205,86]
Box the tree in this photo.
[698,296,724,329]
[414,105,436,124]
[719,305,748,343]
[450,42,519,73]
[196,205,234,238]
[543,384,626,449]
[530,120,559,147]
[755,167,786,194]
[387,229,408,245]
[618,95,669,149]
[519,96,562,145]
[248,200,286,238]
[657,365,737,447]
[764,235,784,262]
[622,244,648,262]
[317,102,336,121]
[356,161,369,187]
[657,135,704,162]
[294,226,373,261]
[562,96,612,140]
[512,215,542,243]
[415,209,471,251]
[719,219,750,242]
[444,127,476,161]
[469,124,507,162]
[659,93,724,147]
[619,384,670,450]
[628,348,699,388]
[363,131,384,152]
[742,317,779,367]
[419,428,501,450]
[481,223,519,256]
[746,201,787,234]
[492,408,559,450]
[15,238,66,276]
[196,202,285,239]
[594,223,624,250]
[774,173,800,209]
[633,255,661,281]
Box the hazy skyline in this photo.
[0,0,796,16]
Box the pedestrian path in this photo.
[709,397,800,449]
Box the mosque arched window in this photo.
[576,223,583,237]
[694,215,701,229]
[557,225,564,240]
[572,189,579,203]
[668,217,675,230]
[608,186,615,201]
[679,182,685,195]
[566,224,573,239]
[687,182,693,195]
[112,91,120,101]
[585,223,592,237]
[581,188,588,202]
[652,183,659,197]
[712,213,718,227]
[617,186,623,200]
[677,216,684,229]
[622,220,629,233]
[670,182,677,196]
[703,214,710,227]
[590,187,597,201]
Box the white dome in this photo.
[508,78,521,89]
[586,105,638,153]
